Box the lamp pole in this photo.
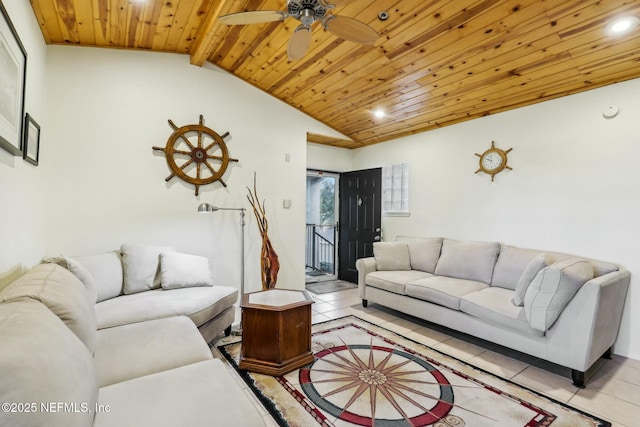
[239,208,245,299]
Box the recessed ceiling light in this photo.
[605,15,640,36]
[373,109,386,119]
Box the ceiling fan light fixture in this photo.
[605,15,640,36]
[300,9,315,26]
[288,0,328,21]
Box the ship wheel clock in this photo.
[153,115,238,195]
[475,141,512,182]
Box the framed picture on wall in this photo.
[0,1,27,156]
[23,113,39,165]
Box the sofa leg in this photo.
[571,370,586,388]
[362,299,368,308]
[224,325,232,337]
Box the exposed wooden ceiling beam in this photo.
[307,133,362,149]
[190,0,229,67]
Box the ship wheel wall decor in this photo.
[153,115,238,195]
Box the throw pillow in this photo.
[160,252,213,289]
[64,257,99,304]
[405,238,443,273]
[524,258,594,332]
[512,254,551,306]
[72,252,124,302]
[121,244,176,295]
[373,242,411,271]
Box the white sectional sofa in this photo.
[47,244,238,343]
[356,237,630,387]
[0,248,264,426]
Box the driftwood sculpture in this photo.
[247,173,280,290]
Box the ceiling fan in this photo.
[218,0,379,60]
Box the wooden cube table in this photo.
[239,289,314,376]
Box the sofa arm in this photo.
[546,268,630,371]
[355,257,377,299]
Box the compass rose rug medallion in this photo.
[218,317,609,427]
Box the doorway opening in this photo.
[306,170,339,284]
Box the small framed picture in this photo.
[23,113,40,166]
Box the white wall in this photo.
[351,77,640,360]
[307,142,353,172]
[0,1,48,289]
[42,46,339,294]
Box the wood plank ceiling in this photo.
[30,0,640,148]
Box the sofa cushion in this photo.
[397,237,443,273]
[460,287,543,337]
[513,254,552,306]
[94,359,265,427]
[373,242,411,271]
[405,276,488,310]
[1,263,97,352]
[491,245,546,290]
[95,285,238,329]
[160,252,213,289]
[95,316,212,387]
[365,270,433,295]
[0,299,98,427]
[524,258,594,332]
[434,239,500,284]
[72,251,123,302]
[121,244,176,294]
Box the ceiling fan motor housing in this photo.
[288,0,330,23]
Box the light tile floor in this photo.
[214,287,640,427]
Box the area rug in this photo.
[306,280,357,295]
[218,317,610,427]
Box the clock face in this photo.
[481,150,504,171]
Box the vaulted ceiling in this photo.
[30,0,640,148]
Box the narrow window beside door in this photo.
[382,163,410,216]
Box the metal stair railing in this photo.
[305,224,336,274]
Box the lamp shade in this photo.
[197,203,217,213]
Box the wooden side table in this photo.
[239,289,314,376]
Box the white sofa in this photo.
[356,237,630,387]
[48,245,238,343]
[0,253,264,426]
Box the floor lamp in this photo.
[197,203,245,335]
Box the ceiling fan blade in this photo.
[324,15,378,44]
[287,25,313,60]
[218,10,287,25]
[323,0,354,7]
